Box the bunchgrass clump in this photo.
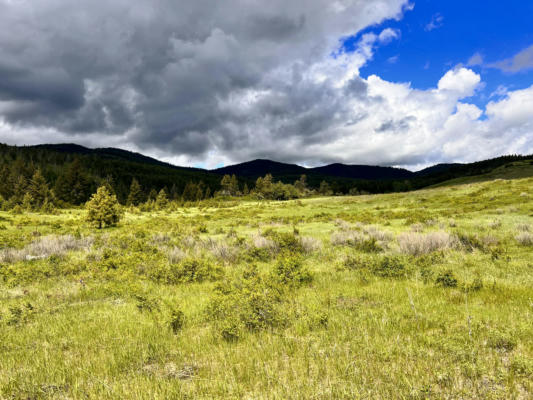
[398,231,458,256]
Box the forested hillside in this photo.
[0,143,531,209]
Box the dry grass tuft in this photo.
[515,232,533,246]
[202,238,240,263]
[516,223,530,232]
[168,247,187,264]
[488,220,502,229]
[250,233,278,251]
[300,236,323,254]
[0,235,93,263]
[363,225,393,242]
[398,231,458,256]
[330,230,366,246]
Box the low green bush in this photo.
[435,270,459,288]
[273,253,313,287]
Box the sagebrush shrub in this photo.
[398,231,458,256]
[0,235,93,264]
[515,232,533,246]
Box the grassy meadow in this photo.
[1,176,532,399]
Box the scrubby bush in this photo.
[273,254,313,287]
[263,230,303,253]
[515,232,533,246]
[371,255,408,278]
[398,231,458,256]
[456,232,487,252]
[331,230,365,247]
[169,258,223,283]
[435,270,458,288]
[300,236,322,254]
[169,308,185,333]
[343,254,374,271]
[0,235,93,264]
[207,266,286,341]
[487,330,517,352]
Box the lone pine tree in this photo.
[86,186,123,228]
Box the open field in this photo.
[1,177,532,399]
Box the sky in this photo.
[0,0,532,170]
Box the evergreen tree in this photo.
[127,178,143,206]
[170,183,179,200]
[148,188,158,201]
[101,175,116,195]
[230,175,239,195]
[22,192,33,211]
[220,175,232,195]
[28,169,50,208]
[319,181,332,196]
[86,186,123,228]
[182,182,198,201]
[12,175,28,204]
[55,158,93,205]
[155,188,169,209]
[295,175,307,192]
[243,183,249,195]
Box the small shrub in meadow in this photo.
[250,233,278,252]
[170,258,223,283]
[464,276,483,292]
[435,270,458,288]
[299,236,322,254]
[456,232,487,252]
[330,230,366,246]
[487,330,517,352]
[510,356,533,376]
[398,231,458,256]
[273,254,313,287]
[515,232,533,246]
[516,223,530,232]
[169,308,185,333]
[207,266,286,341]
[371,255,408,278]
[167,247,187,264]
[134,294,160,313]
[363,225,393,242]
[0,234,93,263]
[343,254,374,271]
[264,231,303,253]
[488,220,502,229]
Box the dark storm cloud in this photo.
[0,0,432,165]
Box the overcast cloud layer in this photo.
[0,0,531,169]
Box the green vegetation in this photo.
[85,186,123,229]
[1,143,531,210]
[0,173,532,398]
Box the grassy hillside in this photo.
[1,176,532,399]
[432,159,533,187]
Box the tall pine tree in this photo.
[127,178,143,206]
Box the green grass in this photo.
[1,177,532,399]
[432,159,533,188]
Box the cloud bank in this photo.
[0,0,531,169]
